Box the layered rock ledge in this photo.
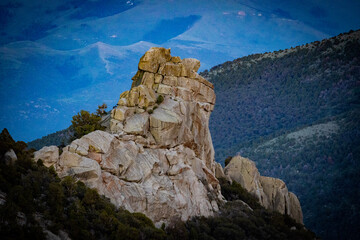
[34,47,222,226]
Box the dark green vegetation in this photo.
[0,129,166,240]
[27,128,73,150]
[1,129,316,239]
[202,30,360,239]
[71,110,105,140]
[167,178,316,240]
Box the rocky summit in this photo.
[219,156,303,224]
[34,47,222,226]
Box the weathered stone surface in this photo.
[181,58,200,77]
[36,47,223,226]
[224,156,269,207]
[137,85,156,108]
[34,146,59,167]
[124,113,149,135]
[4,149,17,165]
[111,106,135,121]
[154,74,163,84]
[157,84,174,95]
[162,76,177,86]
[149,107,182,146]
[260,176,303,224]
[141,72,155,89]
[215,162,226,179]
[158,62,183,77]
[109,119,124,133]
[224,156,303,224]
[138,47,171,73]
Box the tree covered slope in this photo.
[202,29,360,239]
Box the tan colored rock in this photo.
[111,106,135,121]
[197,83,216,104]
[34,146,59,167]
[138,47,171,73]
[177,77,201,92]
[149,107,182,146]
[120,90,129,99]
[171,56,181,63]
[162,76,178,86]
[193,73,214,89]
[215,162,226,179]
[225,156,303,224]
[68,130,115,156]
[157,84,174,96]
[124,112,149,135]
[175,87,192,101]
[154,74,163,84]
[224,156,269,207]
[45,47,223,226]
[181,58,200,77]
[109,119,124,133]
[158,62,183,77]
[141,72,155,89]
[137,85,156,108]
[260,176,303,224]
[117,98,127,106]
[288,192,303,224]
[127,87,140,107]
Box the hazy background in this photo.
[1,0,360,142]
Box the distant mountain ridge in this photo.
[202,29,360,240]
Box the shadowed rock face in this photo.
[34,47,222,226]
[223,156,303,224]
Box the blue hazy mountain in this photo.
[1,0,360,141]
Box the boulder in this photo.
[124,113,149,135]
[4,149,17,165]
[34,146,59,167]
[224,156,269,207]
[138,47,171,73]
[224,155,303,224]
[181,58,200,77]
[260,176,303,224]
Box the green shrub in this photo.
[71,110,105,139]
[156,95,164,104]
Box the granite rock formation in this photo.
[223,155,303,224]
[34,47,222,226]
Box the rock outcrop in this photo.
[223,156,303,224]
[34,146,59,168]
[3,149,17,165]
[35,47,222,226]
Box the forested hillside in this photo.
[27,128,73,150]
[202,29,360,239]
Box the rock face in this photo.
[34,146,59,168]
[224,156,303,224]
[35,47,222,226]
